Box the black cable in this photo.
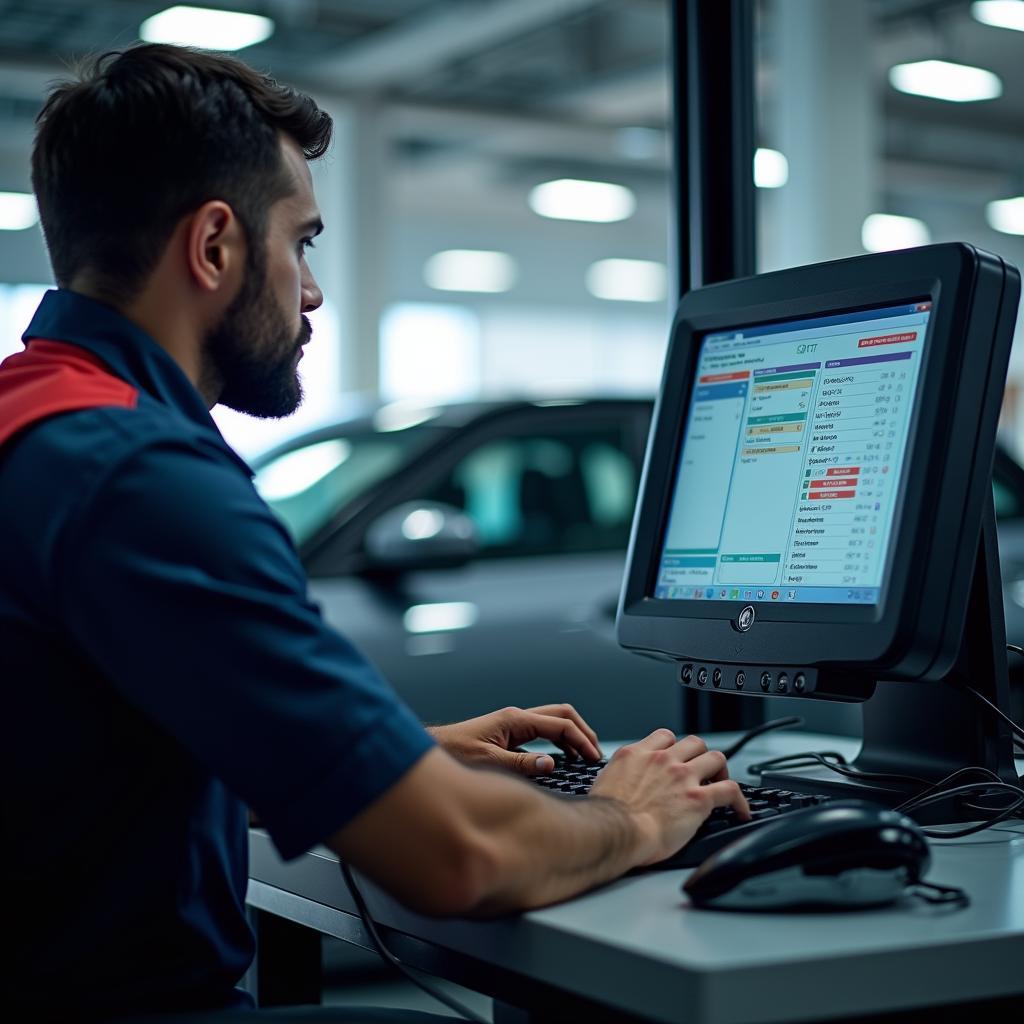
[893,765,1005,812]
[889,761,1024,837]
[339,862,489,1024]
[749,750,1024,837]
[918,795,1024,839]
[963,681,1024,743]
[719,716,804,759]
[747,749,932,788]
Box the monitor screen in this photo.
[653,300,932,606]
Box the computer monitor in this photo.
[618,243,1021,809]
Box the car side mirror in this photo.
[363,501,480,570]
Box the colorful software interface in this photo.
[655,301,931,605]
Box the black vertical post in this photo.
[671,0,756,296]
[671,0,761,733]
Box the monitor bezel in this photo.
[618,244,1014,679]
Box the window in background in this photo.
[0,283,51,359]
[379,302,481,404]
[478,307,667,398]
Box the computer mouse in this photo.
[683,801,929,911]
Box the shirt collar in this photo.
[22,288,253,476]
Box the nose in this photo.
[301,265,323,313]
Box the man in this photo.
[0,44,748,1021]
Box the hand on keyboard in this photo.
[428,703,602,777]
[588,730,751,867]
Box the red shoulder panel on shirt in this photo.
[0,339,138,450]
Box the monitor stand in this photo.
[760,497,1020,822]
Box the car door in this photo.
[309,404,682,740]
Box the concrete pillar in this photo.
[764,0,877,271]
[307,97,388,398]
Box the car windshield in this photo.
[253,427,435,545]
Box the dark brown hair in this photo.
[31,44,332,303]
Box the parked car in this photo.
[251,399,1024,738]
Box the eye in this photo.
[297,237,316,256]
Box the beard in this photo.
[205,253,312,419]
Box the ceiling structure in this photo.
[0,1,1019,285]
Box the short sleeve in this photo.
[57,437,434,859]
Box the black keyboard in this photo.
[533,754,833,868]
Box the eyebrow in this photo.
[298,216,324,238]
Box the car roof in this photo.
[357,395,652,428]
[252,396,654,466]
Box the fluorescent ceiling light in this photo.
[754,148,789,189]
[140,5,275,50]
[986,196,1024,234]
[861,213,932,253]
[0,192,38,230]
[888,59,1002,102]
[254,439,350,501]
[972,1,1024,31]
[529,178,636,223]
[585,258,667,303]
[423,249,517,293]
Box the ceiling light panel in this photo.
[861,214,931,253]
[423,250,517,293]
[972,1,1024,31]
[529,179,636,223]
[140,6,275,51]
[754,148,789,189]
[585,259,667,303]
[888,60,1002,102]
[0,192,38,231]
[987,196,1024,234]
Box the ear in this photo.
[185,200,244,294]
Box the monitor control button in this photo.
[794,672,807,693]
[759,671,772,692]
[735,605,756,632]
[712,667,722,687]
[681,664,693,684]
[735,670,746,689]
[696,666,708,686]
[776,672,789,693]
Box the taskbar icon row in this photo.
[654,584,878,604]
[656,586,794,601]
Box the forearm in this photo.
[457,771,652,915]
[330,750,651,917]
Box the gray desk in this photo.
[247,733,1024,1023]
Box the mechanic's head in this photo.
[31,44,331,417]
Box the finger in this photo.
[526,713,602,762]
[703,779,750,820]
[624,728,678,753]
[527,704,602,756]
[672,733,710,762]
[685,749,729,783]
[491,748,557,777]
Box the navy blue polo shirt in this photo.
[0,290,434,1018]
